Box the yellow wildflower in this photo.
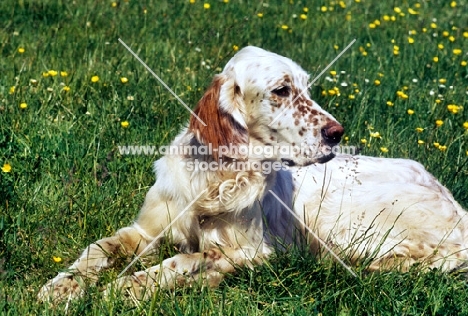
[91,75,99,83]
[374,79,381,86]
[19,102,27,109]
[408,37,415,44]
[396,91,408,99]
[461,61,467,66]
[393,7,401,13]
[443,31,449,37]
[433,142,440,148]
[408,8,418,14]
[453,49,462,55]
[430,22,437,29]
[348,95,355,99]
[368,23,376,29]
[380,147,389,153]
[257,13,263,18]
[120,77,129,83]
[438,43,444,50]
[438,145,447,151]
[407,109,415,115]
[449,36,455,42]
[320,6,327,12]
[433,57,439,63]
[416,127,424,132]
[360,139,367,144]
[447,104,461,114]
[9,86,15,94]
[451,1,457,7]
[121,121,129,128]
[300,14,307,20]
[435,120,444,127]
[62,86,70,92]
[303,7,309,12]
[281,25,288,30]
[203,3,210,9]
[1,163,11,173]
[18,47,25,53]
[48,70,58,76]
[370,132,381,138]
[464,32,468,38]
[439,78,447,84]
[330,70,337,76]
[60,71,68,77]
[463,122,468,129]
[386,101,394,106]
[53,256,62,263]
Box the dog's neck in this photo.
[166,130,277,215]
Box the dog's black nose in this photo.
[321,122,344,144]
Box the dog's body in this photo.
[39,46,468,302]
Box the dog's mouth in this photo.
[281,158,296,167]
[315,153,336,164]
[281,152,336,167]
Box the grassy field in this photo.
[1,0,468,314]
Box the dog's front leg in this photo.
[37,226,154,302]
[104,247,264,300]
[38,184,178,303]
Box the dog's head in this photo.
[189,46,343,166]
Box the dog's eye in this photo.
[272,86,291,97]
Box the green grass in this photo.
[1,0,468,314]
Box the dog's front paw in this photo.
[104,271,156,301]
[38,272,84,303]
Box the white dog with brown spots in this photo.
[39,46,468,302]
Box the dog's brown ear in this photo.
[189,75,248,160]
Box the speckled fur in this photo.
[38,47,467,303]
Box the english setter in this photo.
[39,46,468,302]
